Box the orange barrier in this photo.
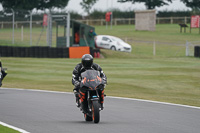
[69,46,90,58]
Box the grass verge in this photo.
[0,125,20,133]
[1,24,200,47]
[1,56,200,107]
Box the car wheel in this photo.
[110,46,116,51]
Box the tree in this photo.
[180,0,200,10]
[117,0,172,9]
[0,0,70,11]
[80,0,98,15]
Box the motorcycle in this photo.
[78,70,106,123]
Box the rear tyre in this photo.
[84,113,93,121]
[110,46,116,51]
[92,101,100,123]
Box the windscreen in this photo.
[80,70,103,90]
[111,36,124,42]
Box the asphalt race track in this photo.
[0,88,200,133]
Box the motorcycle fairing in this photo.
[80,70,104,90]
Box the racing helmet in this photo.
[82,54,93,69]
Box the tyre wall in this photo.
[0,46,99,58]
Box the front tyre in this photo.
[92,100,100,123]
[110,46,116,51]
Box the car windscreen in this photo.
[111,36,124,42]
[102,37,110,41]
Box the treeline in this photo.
[157,10,192,17]
[70,10,193,19]
[91,10,194,18]
[71,10,194,19]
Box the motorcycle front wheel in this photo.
[92,100,100,123]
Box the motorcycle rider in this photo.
[72,54,107,110]
[0,60,7,87]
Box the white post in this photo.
[106,21,108,29]
[11,9,15,44]
[21,25,23,41]
[111,12,112,29]
[49,13,52,47]
[30,11,32,45]
[47,13,49,46]
[66,12,70,48]
[47,11,52,47]
[153,41,156,56]
[186,41,189,56]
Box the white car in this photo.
[95,35,132,52]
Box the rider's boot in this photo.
[73,89,80,107]
[100,103,104,110]
[80,101,88,113]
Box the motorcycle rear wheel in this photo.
[92,101,100,123]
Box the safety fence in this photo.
[0,17,191,28]
[78,17,190,26]
[123,39,199,57]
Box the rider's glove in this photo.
[102,77,107,84]
[74,81,80,87]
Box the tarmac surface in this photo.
[0,88,200,133]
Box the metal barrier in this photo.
[77,17,190,26]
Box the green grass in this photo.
[1,24,200,47]
[1,24,200,107]
[0,26,60,47]
[0,125,20,133]
[95,24,200,43]
[1,56,200,107]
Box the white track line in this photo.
[107,96,200,110]
[2,87,200,110]
[0,121,30,133]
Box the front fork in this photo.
[87,90,100,112]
